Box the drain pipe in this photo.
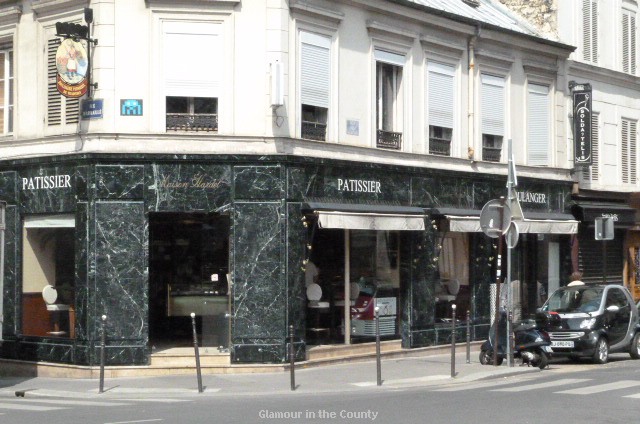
[467,27,481,161]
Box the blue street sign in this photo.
[81,98,103,120]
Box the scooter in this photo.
[479,310,553,369]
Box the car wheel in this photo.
[630,333,640,359]
[479,349,490,365]
[593,337,609,364]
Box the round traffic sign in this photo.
[505,221,519,248]
[480,199,511,238]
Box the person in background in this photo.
[567,271,585,287]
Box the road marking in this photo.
[0,402,68,411]
[623,393,640,399]
[491,378,592,392]
[556,380,640,395]
[104,420,163,424]
[434,378,537,392]
[115,398,191,403]
[12,398,129,406]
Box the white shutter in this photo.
[374,49,405,67]
[481,73,504,136]
[583,0,598,63]
[623,10,636,74]
[163,21,221,97]
[300,32,330,108]
[621,118,637,184]
[47,37,61,126]
[428,62,454,129]
[527,83,549,166]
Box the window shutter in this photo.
[47,38,61,126]
[427,62,454,129]
[374,49,404,67]
[481,73,504,136]
[590,113,599,181]
[623,10,637,74]
[527,83,549,166]
[300,32,330,109]
[583,0,598,63]
[164,22,221,98]
[622,118,637,184]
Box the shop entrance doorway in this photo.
[148,212,230,349]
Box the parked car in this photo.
[537,284,640,364]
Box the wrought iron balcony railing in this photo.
[429,137,451,156]
[166,113,218,132]
[482,146,502,162]
[377,129,402,150]
[301,121,327,141]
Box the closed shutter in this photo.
[623,10,637,74]
[427,61,454,129]
[590,113,600,181]
[527,83,549,166]
[578,230,623,284]
[300,32,330,109]
[374,49,404,67]
[621,118,637,184]
[47,38,79,126]
[481,73,504,136]
[583,0,598,63]
[164,21,220,97]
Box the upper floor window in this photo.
[0,47,13,135]
[527,83,550,166]
[375,49,404,150]
[480,73,505,162]
[583,0,599,63]
[622,8,636,74]
[300,31,330,142]
[427,61,454,156]
[47,37,79,127]
[163,21,220,132]
[621,117,637,184]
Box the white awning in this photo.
[24,215,75,228]
[317,211,425,231]
[445,215,577,234]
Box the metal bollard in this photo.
[466,310,471,364]
[99,315,107,394]
[451,304,456,378]
[508,310,514,368]
[191,313,203,393]
[375,306,381,386]
[289,324,295,391]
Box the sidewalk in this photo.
[0,351,541,399]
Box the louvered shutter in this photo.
[621,118,637,184]
[583,0,598,63]
[481,73,504,136]
[47,37,79,126]
[623,10,636,74]
[578,229,623,285]
[527,83,549,166]
[590,113,600,181]
[164,22,220,97]
[300,32,330,109]
[427,62,454,129]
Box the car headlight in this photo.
[580,318,596,329]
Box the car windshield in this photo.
[542,286,605,314]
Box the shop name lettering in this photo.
[602,213,619,222]
[337,178,381,193]
[517,191,546,204]
[22,175,71,190]
[160,174,227,189]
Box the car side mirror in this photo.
[606,305,620,313]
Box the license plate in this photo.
[551,341,574,348]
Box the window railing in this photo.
[429,137,451,156]
[166,113,218,132]
[482,146,502,162]
[301,121,327,141]
[377,129,402,150]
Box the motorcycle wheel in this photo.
[534,349,549,369]
[479,349,503,366]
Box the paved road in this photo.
[1,355,639,423]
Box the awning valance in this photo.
[24,215,75,228]
[571,201,636,227]
[303,202,426,231]
[443,212,578,234]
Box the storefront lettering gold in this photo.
[337,178,381,193]
[160,174,227,190]
[21,175,71,190]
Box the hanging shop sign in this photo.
[55,38,88,98]
[573,86,592,166]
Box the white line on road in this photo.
[104,420,164,424]
[555,380,640,395]
[113,398,191,403]
[433,377,539,392]
[0,402,68,411]
[491,378,592,392]
[11,398,130,406]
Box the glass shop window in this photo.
[22,215,75,338]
